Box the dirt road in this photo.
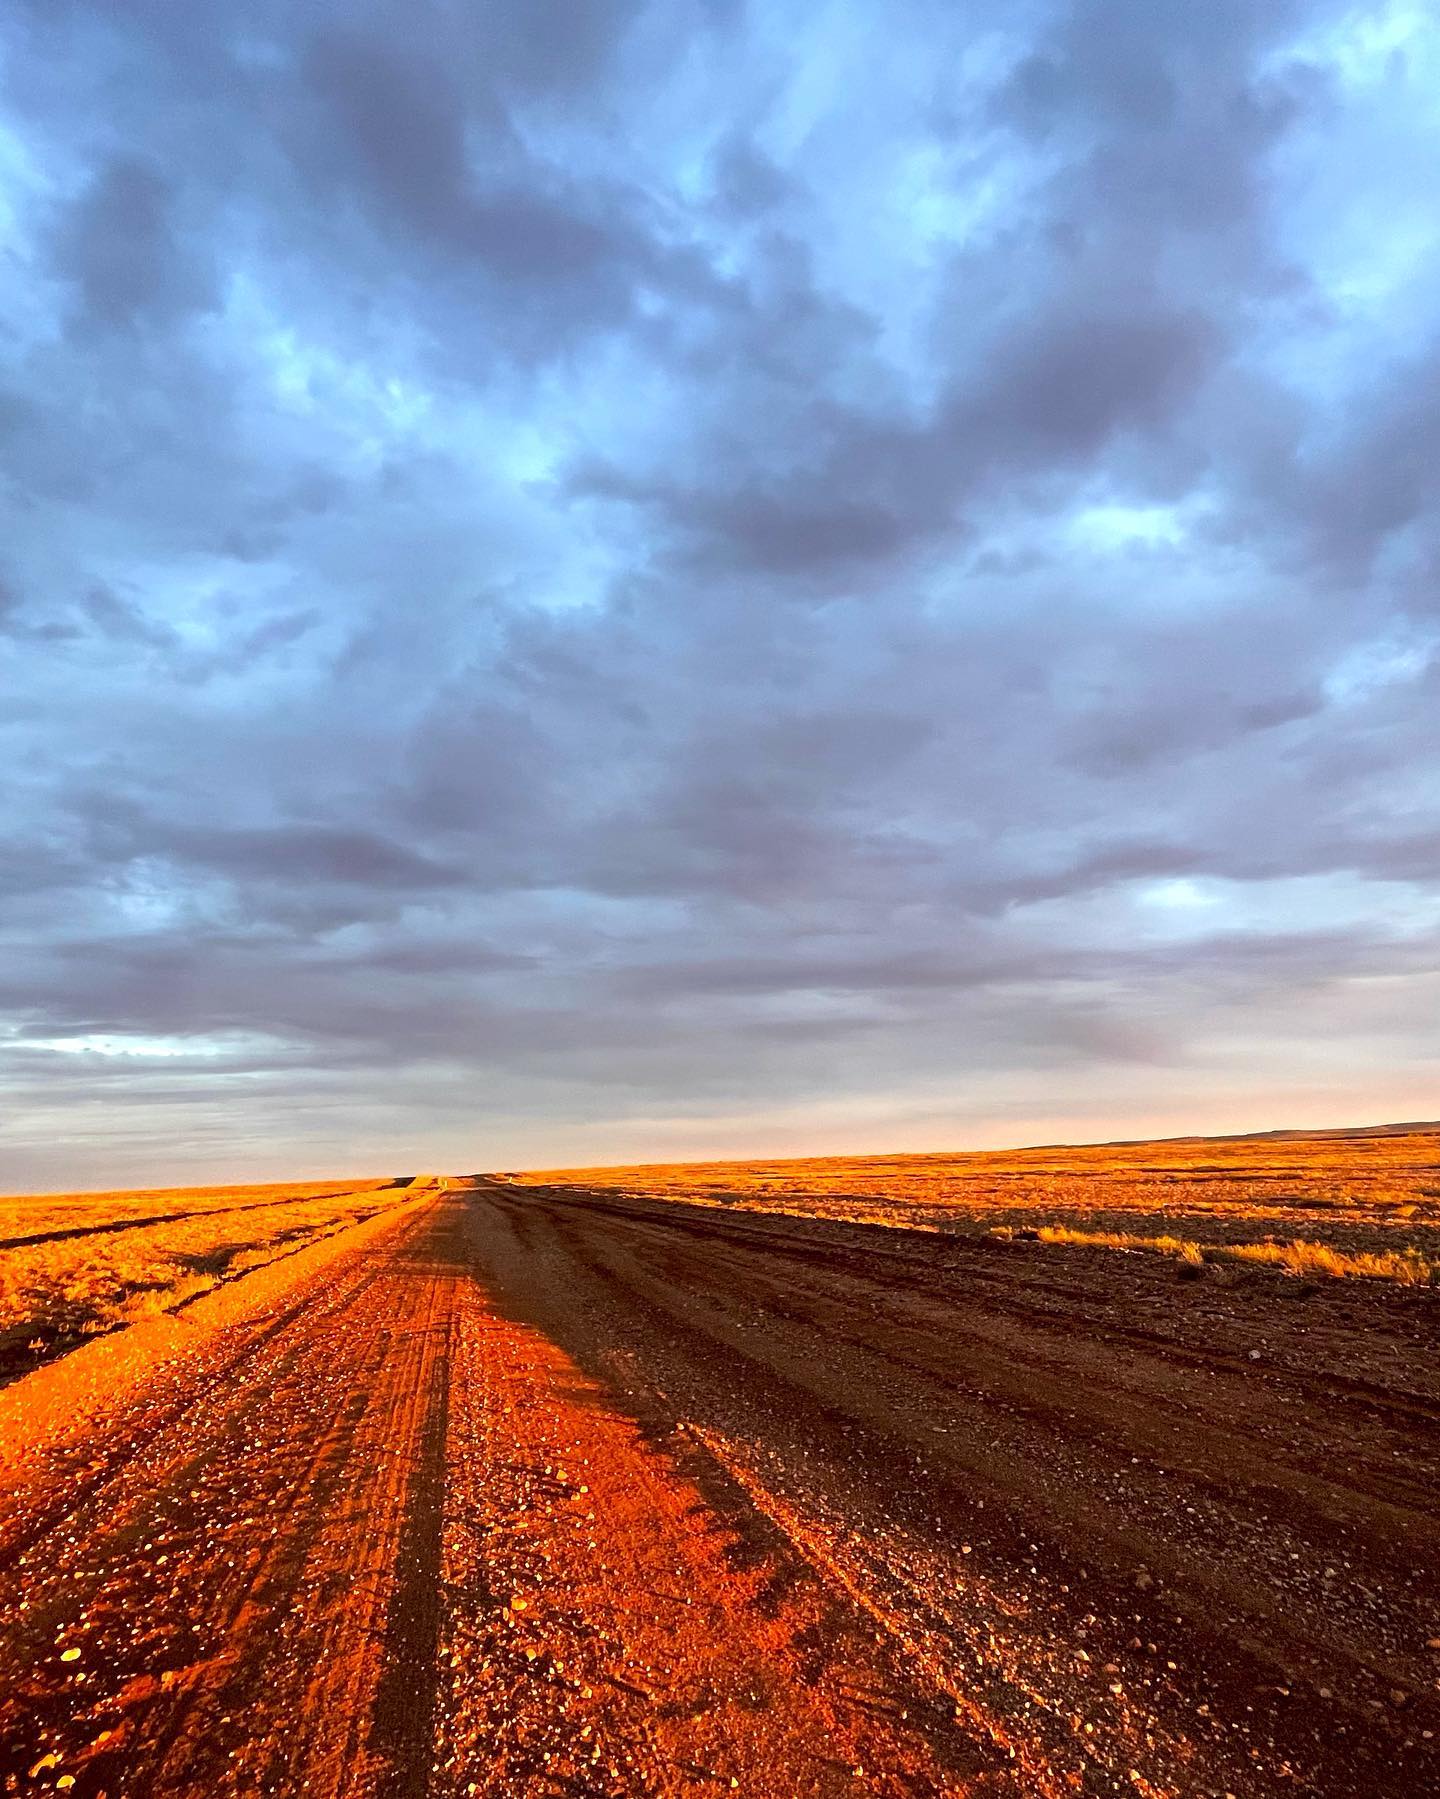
[1,1184,1436,1797]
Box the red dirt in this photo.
[1,1172,1437,1797]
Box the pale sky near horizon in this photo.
[2,1,1438,1191]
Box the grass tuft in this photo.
[998,1224,1437,1286]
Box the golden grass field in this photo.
[0,1177,409,1381]
[510,1120,1440,1285]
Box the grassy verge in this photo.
[990,1223,1437,1285]
[0,1179,406,1380]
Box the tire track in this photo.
[0,1203,461,1797]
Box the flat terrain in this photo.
[512,1122,1440,1273]
[1,1128,1438,1796]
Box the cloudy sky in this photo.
[2,1,1437,1190]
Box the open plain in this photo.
[1,1125,1437,1797]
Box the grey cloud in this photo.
[1305,340,1440,578]
[164,823,465,891]
[708,136,792,218]
[302,27,510,243]
[960,305,1219,463]
[691,493,912,574]
[1234,690,1322,731]
[77,584,181,651]
[1064,684,1312,778]
[0,0,1436,1186]
[479,0,646,94]
[1312,829,1440,887]
[297,21,673,353]
[572,297,1221,580]
[52,155,216,334]
[54,790,466,902]
[615,944,1068,1000]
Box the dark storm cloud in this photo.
[52,154,217,335]
[299,23,651,304]
[162,823,464,891]
[570,291,1221,581]
[1,0,1437,1186]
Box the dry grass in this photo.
[0,1178,405,1379]
[1224,1237,1434,1284]
[988,1223,1437,1285]
[511,1122,1440,1289]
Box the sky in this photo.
[2,0,1438,1191]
